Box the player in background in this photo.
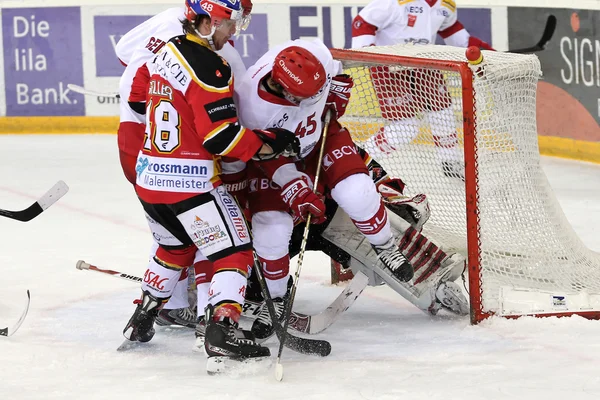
[114,0,253,329]
[234,39,468,339]
[351,0,493,180]
[121,0,300,368]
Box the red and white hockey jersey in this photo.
[115,7,247,125]
[351,0,474,48]
[236,39,342,161]
[135,34,262,204]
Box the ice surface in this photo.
[1,135,600,399]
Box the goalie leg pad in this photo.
[322,207,467,314]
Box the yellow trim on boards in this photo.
[2,116,600,165]
[538,136,600,164]
[0,117,119,134]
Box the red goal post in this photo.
[330,45,600,324]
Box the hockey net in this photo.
[331,44,600,324]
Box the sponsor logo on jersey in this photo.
[273,113,289,128]
[354,211,388,235]
[219,192,249,240]
[190,214,230,250]
[248,178,279,192]
[407,14,417,27]
[143,270,169,291]
[322,154,333,171]
[330,144,359,160]
[136,155,214,193]
[404,38,430,45]
[407,6,423,13]
[205,98,237,122]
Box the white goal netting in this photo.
[334,44,600,321]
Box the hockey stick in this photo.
[288,270,368,334]
[509,15,556,54]
[76,260,143,283]
[77,259,360,336]
[251,254,331,358]
[78,258,331,356]
[75,260,333,356]
[67,84,120,99]
[275,111,333,381]
[0,181,69,222]
[0,290,31,337]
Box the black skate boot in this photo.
[204,305,271,374]
[156,306,197,329]
[122,290,167,343]
[250,297,286,342]
[195,313,257,353]
[373,237,414,282]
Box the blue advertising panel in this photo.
[2,7,85,116]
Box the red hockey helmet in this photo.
[272,46,327,101]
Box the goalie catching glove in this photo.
[323,74,354,120]
[280,174,327,224]
[253,127,300,161]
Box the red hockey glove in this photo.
[280,175,326,224]
[323,74,354,120]
[468,36,494,51]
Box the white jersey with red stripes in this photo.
[115,7,246,124]
[235,39,342,159]
[352,0,470,48]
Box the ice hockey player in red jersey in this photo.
[234,39,416,338]
[351,0,493,180]
[121,0,300,371]
[114,0,253,331]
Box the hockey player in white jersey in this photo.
[114,0,253,331]
[235,39,467,340]
[351,0,493,180]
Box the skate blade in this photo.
[192,337,205,354]
[117,339,155,352]
[206,356,272,376]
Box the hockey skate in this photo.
[204,306,270,375]
[433,280,470,315]
[122,290,166,343]
[372,237,414,282]
[250,296,285,342]
[194,314,256,354]
[156,306,196,329]
[426,253,469,316]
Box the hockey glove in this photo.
[253,127,300,161]
[280,175,326,224]
[323,74,354,120]
[468,35,494,51]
